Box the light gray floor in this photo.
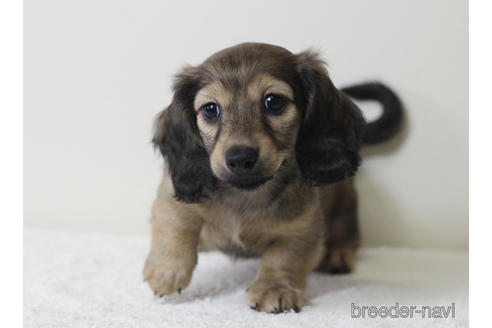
[24,228,468,327]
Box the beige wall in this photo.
[24,0,468,249]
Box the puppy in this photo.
[144,42,402,313]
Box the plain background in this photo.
[24,0,468,250]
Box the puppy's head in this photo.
[153,43,364,203]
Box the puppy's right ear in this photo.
[153,66,217,203]
[295,50,365,185]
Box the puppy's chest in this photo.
[201,208,275,257]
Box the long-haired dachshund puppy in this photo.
[144,42,402,313]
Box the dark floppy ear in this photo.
[153,66,216,203]
[295,50,365,185]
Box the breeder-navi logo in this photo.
[351,302,455,319]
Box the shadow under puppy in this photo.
[144,42,402,313]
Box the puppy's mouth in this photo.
[227,175,273,190]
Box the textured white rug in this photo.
[24,228,468,327]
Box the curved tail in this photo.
[342,82,403,144]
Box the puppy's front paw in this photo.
[143,249,197,297]
[248,280,303,313]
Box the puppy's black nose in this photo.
[225,146,258,173]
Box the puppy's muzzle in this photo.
[225,146,272,190]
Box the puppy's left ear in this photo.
[153,66,217,203]
[295,50,365,185]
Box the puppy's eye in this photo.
[201,102,221,122]
[264,94,286,115]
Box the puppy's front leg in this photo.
[143,197,203,297]
[248,234,324,313]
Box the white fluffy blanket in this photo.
[24,228,468,327]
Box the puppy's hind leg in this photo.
[197,225,218,252]
[316,180,359,274]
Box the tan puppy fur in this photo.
[144,43,364,313]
